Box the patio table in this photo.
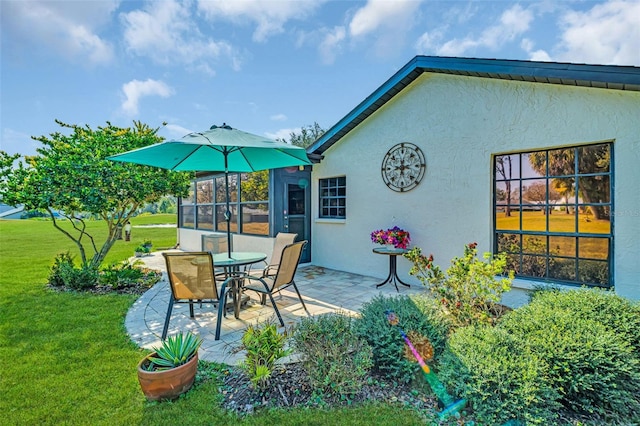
[212,252,267,319]
[372,247,410,292]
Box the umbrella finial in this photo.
[210,123,232,130]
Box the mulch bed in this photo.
[217,362,439,416]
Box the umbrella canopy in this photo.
[108,124,310,172]
[109,124,311,257]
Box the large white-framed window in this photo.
[494,142,613,288]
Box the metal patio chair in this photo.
[221,241,308,334]
[162,252,234,340]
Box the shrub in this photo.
[292,312,372,398]
[405,242,514,328]
[528,288,640,355]
[48,252,98,290]
[66,265,100,290]
[99,260,161,290]
[240,320,291,390]
[48,252,76,287]
[354,294,449,383]
[438,325,561,425]
[500,291,640,420]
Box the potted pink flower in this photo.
[370,226,411,249]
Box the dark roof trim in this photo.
[307,56,640,156]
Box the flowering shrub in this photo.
[370,226,411,249]
[404,242,514,327]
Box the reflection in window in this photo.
[179,171,270,235]
[494,142,612,287]
[180,205,195,228]
[179,183,196,228]
[241,203,269,235]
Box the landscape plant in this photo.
[499,289,640,421]
[354,294,449,383]
[0,120,192,269]
[438,324,561,425]
[240,320,292,390]
[292,312,373,398]
[404,242,514,327]
[99,260,161,291]
[143,332,203,371]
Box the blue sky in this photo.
[2,0,638,157]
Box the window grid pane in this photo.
[493,142,612,288]
[319,176,346,219]
[181,172,269,235]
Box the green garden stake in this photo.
[386,310,466,420]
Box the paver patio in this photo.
[125,250,427,365]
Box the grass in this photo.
[496,211,610,258]
[0,215,425,425]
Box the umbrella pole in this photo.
[224,156,232,258]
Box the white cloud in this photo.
[349,0,421,37]
[555,0,640,65]
[266,127,300,141]
[415,28,445,53]
[1,0,116,64]
[436,4,534,56]
[319,26,346,64]
[121,79,175,116]
[270,114,288,122]
[349,0,423,57]
[521,38,552,62]
[162,124,194,140]
[197,0,324,42]
[121,0,236,69]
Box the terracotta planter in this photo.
[137,351,199,401]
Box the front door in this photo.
[272,167,311,263]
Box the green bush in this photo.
[48,252,98,290]
[99,260,161,290]
[500,291,640,420]
[438,325,561,425]
[48,251,75,287]
[405,242,513,328]
[292,312,372,398]
[354,294,449,383]
[527,288,640,355]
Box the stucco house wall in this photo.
[310,72,640,301]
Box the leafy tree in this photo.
[0,120,192,268]
[523,181,561,214]
[277,122,325,148]
[240,170,269,201]
[495,156,514,217]
[528,145,610,220]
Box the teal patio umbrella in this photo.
[109,124,311,257]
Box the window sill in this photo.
[510,277,579,292]
[315,218,346,224]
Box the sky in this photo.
[1,0,639,157]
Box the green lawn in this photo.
[497,211,609,258]
[0,216,425,425]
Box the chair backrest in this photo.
[269,232,297,266]
[271,241,307,290]
[163,252,219,301]
[202,233,231,255]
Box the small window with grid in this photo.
[319,176,346,219]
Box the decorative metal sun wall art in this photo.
[381,142,426,192]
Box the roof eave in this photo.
[307,56,640,157]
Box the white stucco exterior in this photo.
[310,73,640,301]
